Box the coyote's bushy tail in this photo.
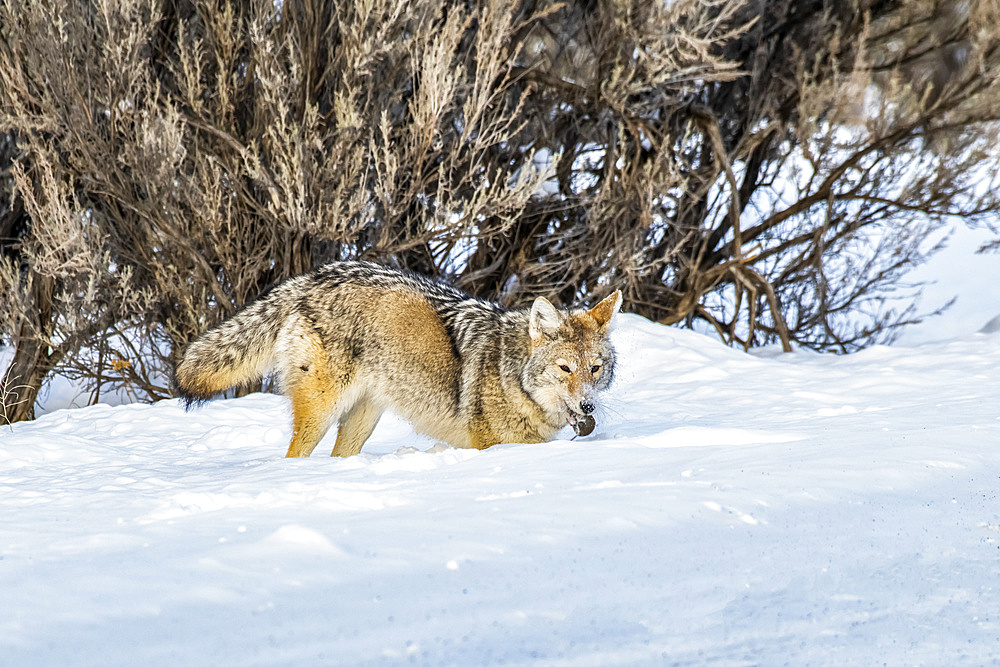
[174,294,287,407]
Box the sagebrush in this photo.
[2,0,999,420]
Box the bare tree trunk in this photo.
[1,274,55,423]
[1,329,50,423]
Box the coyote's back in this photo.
[175,261,622,457]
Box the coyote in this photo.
[175,261,621,457]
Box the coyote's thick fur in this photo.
[175,261,621,457]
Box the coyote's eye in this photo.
[591,364,601,375]
[559,364,572,373]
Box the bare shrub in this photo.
[477,0,1000,352]
[2,0,999,420]
[0,0,556,417]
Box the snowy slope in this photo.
[2,314,999,665]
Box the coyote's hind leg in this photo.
[283,335,351,458]
[331,396,382,457]
[286,381,340,458]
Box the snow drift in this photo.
[2,314,999,664]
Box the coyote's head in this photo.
[522,290,622,437]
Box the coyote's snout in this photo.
[175,261,621,457]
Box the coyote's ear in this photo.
[588,290,622,328]
[529,296,562,341]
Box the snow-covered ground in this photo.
[3,309,999,665]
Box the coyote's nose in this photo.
[579,400,595,415]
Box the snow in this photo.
[3,312,1000,665]
[898,222,1000,344]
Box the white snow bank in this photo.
[1,314,999,664]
